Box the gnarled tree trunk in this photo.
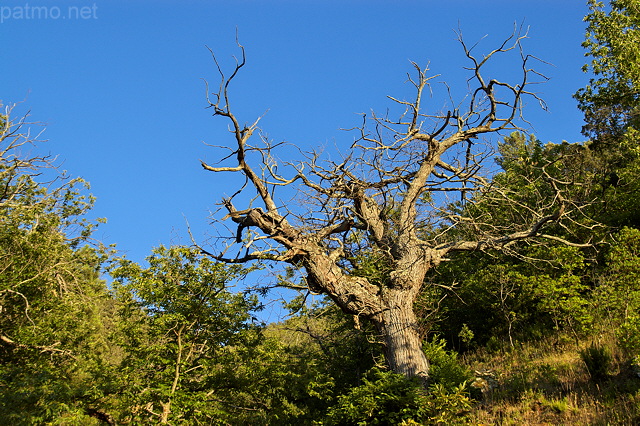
[198,32,587,385]
[372,288,430,382]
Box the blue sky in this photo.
[3,1,592,308]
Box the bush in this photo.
[426,383,473,425]
[324,368,472,425]
[324,368,428,425]
[618,316,640,356]
[580,344,612,380]
[423,337,474,391]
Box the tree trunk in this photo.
[372,289,430,383]
[304,254,431,382]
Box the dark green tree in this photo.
[425,133,597,348]
[0,104,116,424]
[576,0,640,145]
[575,0,640,227]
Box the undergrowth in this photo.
[462,330,640,425]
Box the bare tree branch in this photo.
[196,30,590,382]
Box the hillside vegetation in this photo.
[2,1,640,424]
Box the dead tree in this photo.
[199,29,591,383]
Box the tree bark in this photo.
[302,253,431,381]
[372,288,430,383]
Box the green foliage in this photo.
[428,132,600,347]
[594,228,640,355]
[432,245,591,348]
[617,316,640,354]
[423,337,474,391]
[576,0,640,142]
[601,228,640,314]
[210,336,338,425]
[324,368,472,425]
[109,245,261,424]
[580,343,612,380]
[425,383,474,425]
[455,133,599,243]
[324,368,424,425]
[248,300,380,424]
[574,1,640,227]
[0,107,116,424]
[458,324,475,347]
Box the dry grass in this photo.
[462,332,640,425]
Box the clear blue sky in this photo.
[3,1,591,294]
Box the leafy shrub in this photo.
[580,344,612,380]
[324,368,428,425]
[596,228,640,323]
[617,315,640,355]
[426,383,473,425]
[423,337,474,391]
[324,368,472,425]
